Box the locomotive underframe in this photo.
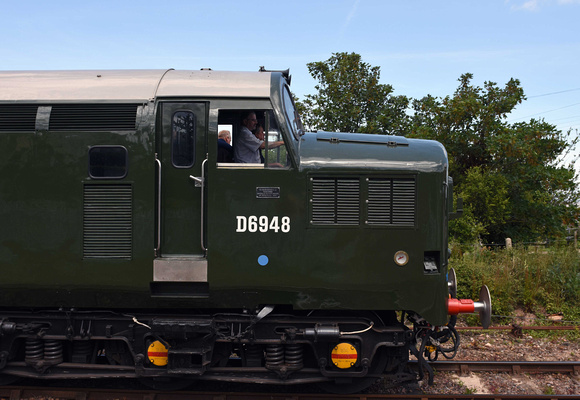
[0,308,415,386]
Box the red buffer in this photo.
[447,285,492,329]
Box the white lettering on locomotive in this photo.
[236,216,290,233]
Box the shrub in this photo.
[450,243,580,324]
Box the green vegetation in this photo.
[451,243,580,326]
[543,385,555,396]
[296,52,409,135]
[410,73,579,244]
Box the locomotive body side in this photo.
[0,69,486,392]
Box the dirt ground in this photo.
[375,325,580,395]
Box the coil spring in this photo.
[265,344,284,368]
[44,340,64,365]
[285,344,304,369]
[25,338,44,364]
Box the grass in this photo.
[449,242,580,327]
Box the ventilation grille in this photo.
[83,184,132,259]
[311,178,360,225]
[368,178,416,226]
[50,104,138,131]
[310,176,416,227]
[0,105,37,131]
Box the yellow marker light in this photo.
[147,340,169,366]
[331,342,358,369]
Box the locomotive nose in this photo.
[447,285,492,329]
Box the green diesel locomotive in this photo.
[0,68,490,393]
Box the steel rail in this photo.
[411,360,580,375]
[0,386,578,400]
[456,325,579,331]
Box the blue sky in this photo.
[1,0,579,160]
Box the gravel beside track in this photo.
[370,329,580,396]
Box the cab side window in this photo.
[172,110,195,168]
[263,112,287,167]
[88,145,128,179]
[216,110,289,169]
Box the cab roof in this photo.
[0,69,273,102]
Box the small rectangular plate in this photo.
[256,187,280,199]
[154,257,207,282]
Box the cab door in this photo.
[152,102,208,297]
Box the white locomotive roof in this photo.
[157,70,271,98]
[0,69,272,102]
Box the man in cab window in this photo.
[234,111,283,163]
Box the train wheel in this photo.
[316,347,388,394]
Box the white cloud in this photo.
[340,0,361,34]
[520,0,540,10]
[509,0,580,11]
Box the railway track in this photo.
[0,359,577,400]
[411,360,580,375]
[456,325,579,332]
[0,386,578,400]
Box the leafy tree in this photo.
[449,205,485,245]
[410,74,579,243]
[297,52,409,134]
[450,166,510,241]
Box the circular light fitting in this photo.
[394,251,409,266]
[147,340,169,366]
[331,342,358,369]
